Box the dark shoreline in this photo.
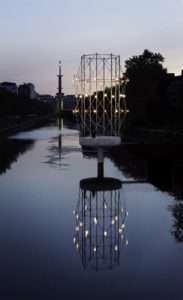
[0,114,55,140]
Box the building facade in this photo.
[0,82,18,94]
[18,83,35,99]
[39,94,56,105]
[63,95,77,112]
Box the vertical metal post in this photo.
[83,56,86,134]
[96,53,98,133]
[115,56,118,135]
[97,148,104,178]
[110,54,113,136]
[103,58,106,136]
[118,56,121,134]
[96,192,98,271]
[89,58,92,135]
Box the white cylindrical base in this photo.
[79,136,121,148]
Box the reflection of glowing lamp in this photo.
[73,174,128,271]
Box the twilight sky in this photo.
[0,0,183,95]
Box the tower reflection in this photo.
[73,151,128,271]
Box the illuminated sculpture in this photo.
[74,53,128,147]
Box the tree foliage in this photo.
[124,49,167,128]
[0,89,53,117]
[124,49,165,80]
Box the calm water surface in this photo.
[0,119,182,300]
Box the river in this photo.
[0,118,182,300]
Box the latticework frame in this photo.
[73,186,128,271]
[74,54,128,138]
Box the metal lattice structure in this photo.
[74,54,128,148]
[73,178,128,271]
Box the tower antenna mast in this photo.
[57,60,63,114]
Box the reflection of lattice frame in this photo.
[74,54,129,138]
[73,188,128,271]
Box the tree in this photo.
[124,49,167,128]
[124,49,165,80]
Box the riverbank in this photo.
[123,127,183,144]
[0,114,54,139]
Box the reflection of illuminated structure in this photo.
[74,53,128,148]
[73,161,128,271]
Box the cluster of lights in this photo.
[73,109,79,114]
[73,206,129,255]
[111,215,120,225]
[77,93,126,99]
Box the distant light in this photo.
[93,110,97,113]
[73,238,76,244]
[112,95,115,99]
[76,226,80,232]
[119,228,122,234]
[94,217,98,225]
[85,230,89,238]
[79,95,83,99]
[80,222,83,227]
[95,95,97,99]
[104,204,107,209]
[115,245,118,251]
[126,240,129,246]
[111,219,115,225]
[85,205,87,211]
[94,247,97,252]
[73,210,75,215]
[76,243,79,250]
[115,216,118,221]
[104,93,107,97]
[126,109,129,113]
[115,109,118,113]
[126,212,129,216]
[76,214,79,219]
[120,94,126,98]
[85,94,88,97]
[104,231,107,237]
[122,224,125,228]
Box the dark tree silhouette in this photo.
[124,49,167,128]
[0,89,53,118]
[124,49,165,80]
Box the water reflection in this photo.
[44,118,80,170]
[73,149,128,271]
[0,139,34,175]
[109,144,183,243]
